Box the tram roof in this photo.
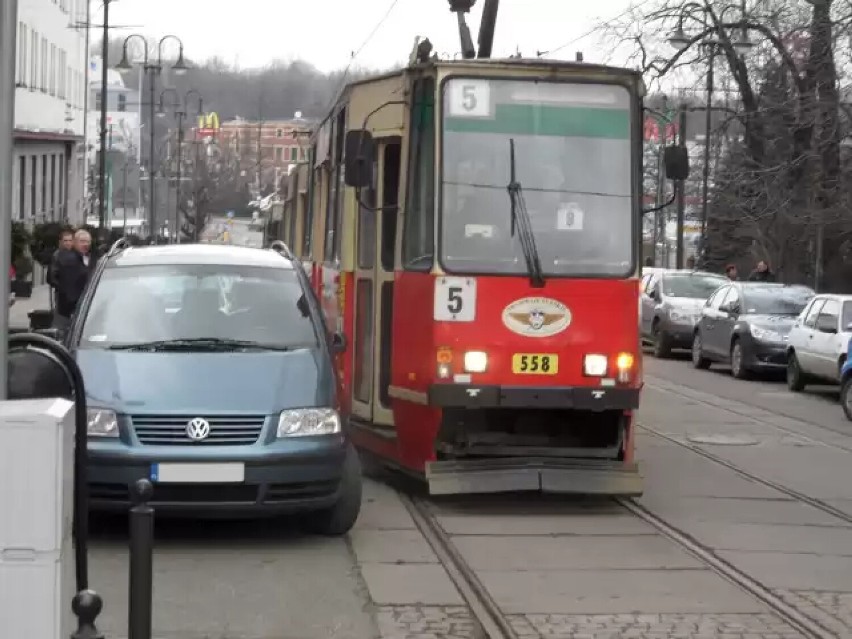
[310,57,642,139]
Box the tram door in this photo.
[352,138,402,429]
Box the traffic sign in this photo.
[227,211,234,219]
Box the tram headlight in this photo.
[276,408,341,437]
[463,351,488,373]
[87,408,119,438]
[583,354,608,377]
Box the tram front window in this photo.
[440,79,634,277]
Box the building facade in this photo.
[14,0,89,225]
[217,115,314,193]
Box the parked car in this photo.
[692,282,814,379]
[839,340,852,420]
[640,269,727,357]
[66,242,360,535]
[787,294,852,391]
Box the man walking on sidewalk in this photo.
[52,229,94,330]
[46,228,74,309]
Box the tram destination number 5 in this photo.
[434,277,476,322]
[449,80,491,118]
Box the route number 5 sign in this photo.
[448,80,491,118]
[434,277,477,322]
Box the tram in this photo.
[274,4,688,496]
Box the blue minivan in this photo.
[66,241,361,535]
[840,337,852,422]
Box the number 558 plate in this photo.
[433,277,476,322]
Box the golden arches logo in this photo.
[197,112,220,131]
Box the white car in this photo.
[786,293,852,391]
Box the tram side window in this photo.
[382,142,401,271]
[303,153,317,259]
[402,78,436,272]
[324,109,346,263]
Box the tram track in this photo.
[645,376,852,454]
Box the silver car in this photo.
[641,269,728,357]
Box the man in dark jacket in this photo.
[52,229,94,330]
[748,260,776,282]
[46,229,74,307]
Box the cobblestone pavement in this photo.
[777,590,852,638]
[374,606,808,639]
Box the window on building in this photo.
[41,37,47,92]
[275,147,283,161]
[18,157,25,220]
[49,44,56,96]
[17,23,27,86]
[290,147,298,161]
[276,129,283,138]
[402,77,436,271]
[59,50,66,99]
[42,155,47,213]
[58,155,64,218]
[30,31,37,89]
[50,156,56,219]
[95,91,102,111]
[118,93,126,112]
[30,156,36,217]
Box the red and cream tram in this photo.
[275,43,686,495]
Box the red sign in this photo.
[197,128,218,137]
[644,117,678,142]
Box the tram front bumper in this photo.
[427,384,640,410]
[426,457,643,496]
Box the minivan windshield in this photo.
[743,287,814,316]
[662,273,726,299]
[80,264,318,349]
[440,79,634,277]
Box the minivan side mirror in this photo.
[344,129,374,188]
[664,145,690,181]
[330,331,347,354]
[817,315,838,334]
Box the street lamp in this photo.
[115,34,188,242]
[668,1,753,267]
[158,88,203,243]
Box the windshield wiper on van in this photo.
[108,338,309,352]
[506,138,545,288]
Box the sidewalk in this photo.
[9,284,52,330]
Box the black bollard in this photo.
[71,590,105,639]
[128,478,154,639]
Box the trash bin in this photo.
[28,309,54,331]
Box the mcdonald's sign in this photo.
[196,112,220,138]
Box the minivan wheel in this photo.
[787,352,806,392]
[305,443,362,536]
[691,332,711,369]
[652,322,672,358]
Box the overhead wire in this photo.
[324,0,404,112]
[536,0,654,57]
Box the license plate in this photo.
[511,353,558,375]
[150,462,245,484]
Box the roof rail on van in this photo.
[268,240,295,260]
[107,237,131,258]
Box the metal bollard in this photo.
[128,478,154,639]
[71,589,105,639]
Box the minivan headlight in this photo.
[87,408,119,438]
[277,408,341,438]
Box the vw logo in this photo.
[185,417,211,441]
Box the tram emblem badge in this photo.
[502,297,571,338]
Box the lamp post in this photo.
[158,88,203,243]
[115,34,188,242]
[668,0,753,267]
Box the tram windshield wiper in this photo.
[108,338,305,352]
[506,139,545,288]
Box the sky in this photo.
[103,0,637,73]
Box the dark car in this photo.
[691,282,814,379]
[65,242,361,535]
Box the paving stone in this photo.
[776,589,852,637]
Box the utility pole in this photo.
[676,106,687,269]
[0,0,18,399]
[97,0,111,231]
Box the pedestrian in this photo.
[52,229,94,331]
[725,264,738,280]
[748,260,775,282]
[46,228,74,308]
